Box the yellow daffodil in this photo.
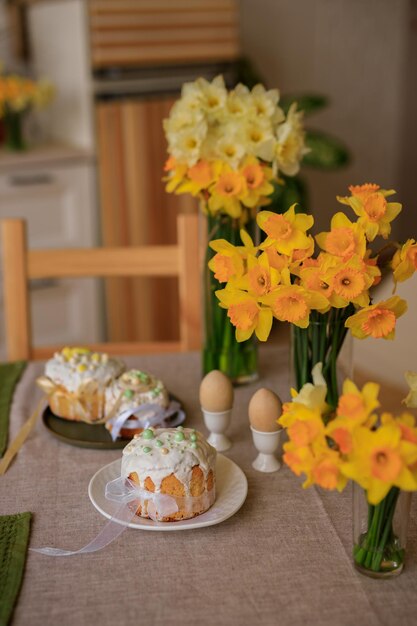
[287,410,325,448]
[215,287,273,342]
[260,284,329,327]
[336,379,380,423]
[315,212,367,260]
[239,157,275,209]
[326,381,380,452]
[232,252,281,297]
[279,400,323,429]
[282,441,315,478]
[298,253,340,306]
[341,423,417,504]
[309,448,348,492]
[174,159,215,196]
[208,239,245,283]
[258,204,314,256]
[403,371,417,409]
[345,296,407,340]
[382,411,417,445]
[288,235,315,269]
[337,183,401,241]
[392,239,417,283]
[207,169,246,218]
[329,255,373,307]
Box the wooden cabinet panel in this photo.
[96,96,197,343]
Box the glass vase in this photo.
[3,110,27,151]
[203,212,258,384]
[290,306,354,408]
[353,483,411,578]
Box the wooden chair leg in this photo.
[177,213,201,351]
[1,219,32,361]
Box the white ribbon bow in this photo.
[30,477,178,557]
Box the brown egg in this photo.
[199,370,234,412]
[249,388,282,432]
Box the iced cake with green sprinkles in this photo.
[122,426,216,521]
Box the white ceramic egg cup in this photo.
[250,426,282,472]
[202,408,232,452]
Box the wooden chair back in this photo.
[0,214,201,361]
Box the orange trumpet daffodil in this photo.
[341,422,417,504]
[257,204,314,256]
[239,157,275,209]
[208,166,247,218]
[260,284,329,327]
[337,183,401,241]
[232,252,281,297]
[392,239,417,283]
[345,296,407,340]
[315,212,366,260]
[215,287,273,342]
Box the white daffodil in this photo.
[274,103,308,176]
[213,131,245,168]
[168,122,207,167]
[291,363,328,413]
[250,83,280,120]
[244,119,276,161]
[403,371,417,408]
[186,75,227,117]
[163,102,203,138]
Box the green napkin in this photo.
[0,512,32,626]
[0,362,26,458]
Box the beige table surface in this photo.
[1,346,417,626]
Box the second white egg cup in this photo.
[202,408,232,452]
[250,426,282,472]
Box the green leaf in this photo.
[303,129,350,169]
[279,94,329,116]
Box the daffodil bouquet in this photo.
[279,367,417,576]
[164,75,307,381]
[0,69,54,150]
[210,183,414,404]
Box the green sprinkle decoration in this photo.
[143,446,151,453]
[190,433,197,442]
[155,439,163,447]
[123,389,134,399]
[142,429,154,440]
[175,432,185,442]
[177,426,184,430]
[191,442,198,449]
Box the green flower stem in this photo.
[354,487,403,574]
[292,305,354,408]
[203,213,258,382]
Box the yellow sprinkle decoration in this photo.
[77,364,87,372]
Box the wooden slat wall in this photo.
[88,0,240,68]
[96,97,197,343]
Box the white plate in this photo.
[88,454,248,531]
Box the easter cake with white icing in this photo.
[122,426,216,521]
[105,369,169,437]
[37,347,125,422]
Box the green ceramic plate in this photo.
[42,396,184,450]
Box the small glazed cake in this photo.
[105,369,169,437]
[122,427,216,521]
[38,347,125,422]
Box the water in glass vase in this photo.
[352,483,411,578]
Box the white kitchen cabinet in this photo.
[0,145,103,359]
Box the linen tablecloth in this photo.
[1,345,417,626]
